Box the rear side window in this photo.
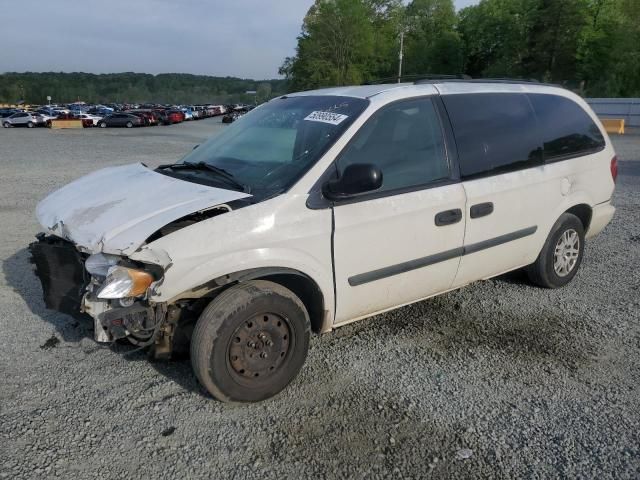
[528,94,605,161]
[337,97,449,193]
[442,93,542,179]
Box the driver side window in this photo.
[336,97,449,194]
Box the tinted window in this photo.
[336,98,449,193]
[529,94,605,160]
[443,93,542,179]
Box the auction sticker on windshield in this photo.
[304,111,349,125]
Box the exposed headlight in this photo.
[97,266,154,299]
[85,253,120,277]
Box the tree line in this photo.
[0,72,287,105]
[280,0,640,97]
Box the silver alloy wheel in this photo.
[554,228,580,277]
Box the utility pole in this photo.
[398,30,404,83]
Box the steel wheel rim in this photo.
[227,313,291,383]
[553,228,580,277]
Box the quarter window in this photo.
[442,93,542,179]
[528,94,605,160]
[336,98,449,193]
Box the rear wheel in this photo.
[191,280,310,403]
[99,121,107,128]
[27,122,34,128]
[126,121,133,128]
[526,213,585,288]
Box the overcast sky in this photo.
[1,0,479,79]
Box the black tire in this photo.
[191,280,310,403]
[526,213,585,288]
[126,121,133,128]
[99,122,107,128]
[27,121,34,128]
[3,122,10,128]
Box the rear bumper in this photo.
[586,201,615,239]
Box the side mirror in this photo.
[322,163,383,201]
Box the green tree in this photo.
[523,0,588,82]
[458,0,537,78]
[281,0,402,90]
[402,0,463,76]
[0,72,288,104]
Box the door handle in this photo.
[435,208,462,226]
[470,202,494,219]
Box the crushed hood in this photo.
[36,163,250,255]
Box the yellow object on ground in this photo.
[600,118,625,134]
[50,119,84,129]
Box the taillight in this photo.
[610,155,618,183]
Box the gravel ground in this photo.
[0,120,639,479]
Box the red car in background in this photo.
[167,110,185,124]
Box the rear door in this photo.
[331,97,467,324]
[441,92,557,286]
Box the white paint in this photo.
[35,82,617,334]
[35,163,250,255]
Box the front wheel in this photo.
[526,213,585,288]
[3,122,10,128]
[191,280,310,403]
[27,122,34,128]
[99,122,107,128]
[126,121,133,128]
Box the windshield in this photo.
[174,95,368,198]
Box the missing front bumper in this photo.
[29,234,89,319]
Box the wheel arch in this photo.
[180,267,329,334]
[565,203,592,231]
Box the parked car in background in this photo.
[36,107,59,118]
[35,111,58,122]
[167,110,185,124]
[3,112,47,128]
[0,108,22,118]
[181,108,194,121]
[222,106,251,124]
[88,106,114,116]
[128,110,159,126]
[153,109,171,125]
[75,113,103,126]
[222,111,240,123]
[97,113,144,128]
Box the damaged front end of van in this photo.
[29,162,250,357]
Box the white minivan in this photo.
[31,80,616,402]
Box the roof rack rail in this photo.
[415,76,562,88]
[364,73,471,85]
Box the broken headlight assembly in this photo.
[97,266,155,299]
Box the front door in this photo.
[331,97,466,324]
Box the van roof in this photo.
[287,80,569,100]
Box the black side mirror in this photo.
[322,163,383,201]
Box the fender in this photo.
[132,246,335,326]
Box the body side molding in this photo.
[348,226,538,287]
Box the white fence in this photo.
[586,98,640,127]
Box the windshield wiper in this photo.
[158,162,251,193]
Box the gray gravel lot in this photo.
[1,120,639,479]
